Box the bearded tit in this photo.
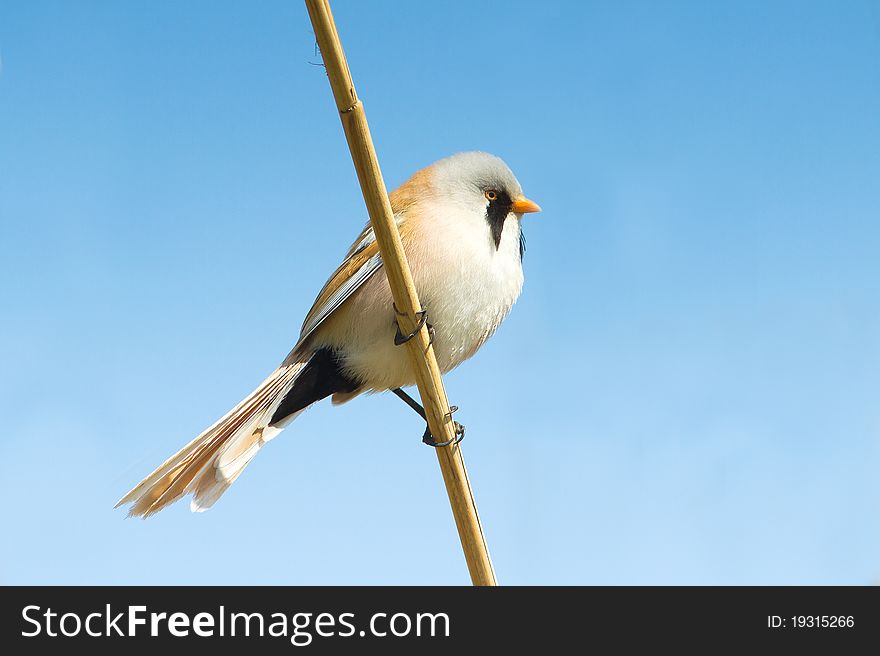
[118,151,541,516]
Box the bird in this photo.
[117,151,541,517]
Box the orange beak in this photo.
[511,196,542,214]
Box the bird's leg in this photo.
[391,388,465,447]
[391,387,426,421]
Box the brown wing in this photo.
[296,166,432,347]
[296,225,383,345]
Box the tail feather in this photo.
[190,416,295,512]
[117,361,305,517]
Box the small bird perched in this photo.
[118,151,541,517]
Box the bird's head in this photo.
[391,151,540,248]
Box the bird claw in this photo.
[392,303,430,346]
[421,406,465,448]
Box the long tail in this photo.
[117,359,307,517]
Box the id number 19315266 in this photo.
[768,615,854,629]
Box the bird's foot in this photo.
[421,406,465,448]
[391,388,462,447]
[392,303,431,346]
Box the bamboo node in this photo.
[339,98,361,114]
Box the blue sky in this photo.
[1,1,878,584]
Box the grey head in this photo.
[430,151,541,251]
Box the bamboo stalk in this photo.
[304,0,497,586]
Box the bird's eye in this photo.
[485,190,498,201]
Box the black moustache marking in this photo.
[486,190,513,250]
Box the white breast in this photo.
[317,204,525,391]
[411,203,524,369]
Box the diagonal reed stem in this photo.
[304,0,497,586]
